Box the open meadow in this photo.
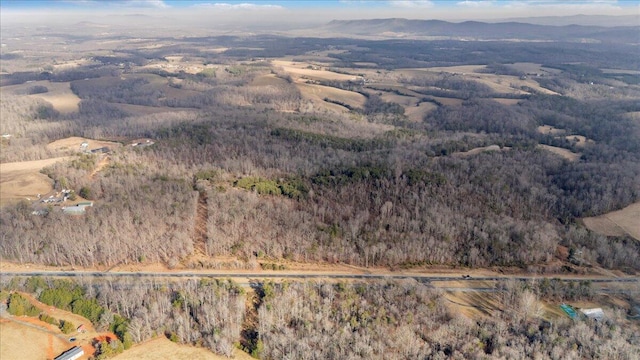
[584,202,640,241]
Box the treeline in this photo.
[3,277,638,359]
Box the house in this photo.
[54,346,84,360]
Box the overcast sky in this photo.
[1,0,638,27]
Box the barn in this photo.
[54,346,84,360]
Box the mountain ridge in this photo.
[322,18,639,43]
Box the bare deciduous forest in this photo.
[1,12,639,359]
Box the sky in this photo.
[0,0,638,26]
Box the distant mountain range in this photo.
[499,15,639,27]
[321,18,640,43]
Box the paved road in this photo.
[2,270,638,283]
[2,270,638,294]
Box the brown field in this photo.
[250,74,290,87]
[0,320,70,360]
[537,144,581,162]
[582,217,627,237]
[405,102,437,122]
[52,58,96,71]
[296,82,366,112]
[453,145,508,157]
[431,96,464,106]
[396,66,559,95]
[272,60,358,82]
[0,157,69,206]
[537,125,566,135]
[378,92,418,107]
[492,98,522,105]
[112,337,254,360]
[47,136,122,153]
[2,80,81,113]
[583,202,640,241]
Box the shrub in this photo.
[60,319,76,334]
[7,293,39,317]
[39,313,59,326]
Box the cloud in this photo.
[193,2,284,10]
[59,0,170,8]
[119,0,169,8]
[388,0,434,8]
[456,0,496,7]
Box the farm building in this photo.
[90,146,110,154]
[54,346,84,360]
[130,138,155,147]
[62,202,93,215]
[580,308,605,321]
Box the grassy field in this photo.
[583,202,640,241]
[396,66,559,96]
[452,145,507,157]
[537,144,581,162]
[492,98,522,105]
[250,74,290,87]
[0,320,70,360]
[2,80,81,113]
[272,60,358,82]
[112,337,254,360]
[537,125,566,135]
[405,101,437,122]
[0,157,69,206]
[296,82,366,113]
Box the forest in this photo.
[1,31,639,273]
[2,276,639,359]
